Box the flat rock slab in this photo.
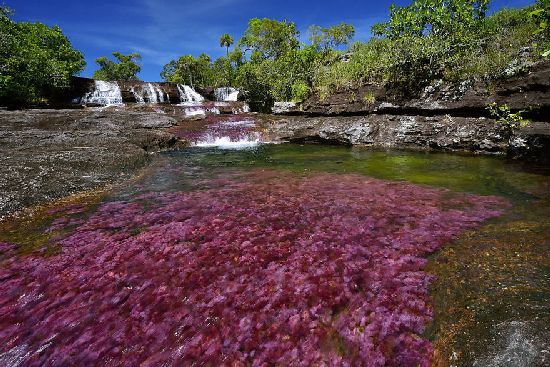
[0,109,185,218]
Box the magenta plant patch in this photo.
[0,171,508,366]
[172,114,259,144]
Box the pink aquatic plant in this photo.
[0,171,509,366]
[172,114,259,144]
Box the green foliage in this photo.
[234,62,273,112]
[313,39,390,99]
[363,92,376,105]
[291,81,310,102]
[308,23,355,50]
[92,52,141,81]
[239,18,300,59]
[531,0,550,56]
[161,53,213,87]
[162,19,321,105]
[372,0,490,39]
[0,6,85,107]
[486,103,530,129]
[445,7,538,81]
[314,1,541,99]
[219,33,234,56]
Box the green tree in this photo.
[92,52,142,81]
[0,6,85,107]
[370,0,490,96]
[239,18,300,59]
[161,53,214,87]
[219,33,234,56]
[372,0,490,39]
[308,22,355,50]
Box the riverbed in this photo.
[0,112,548,366]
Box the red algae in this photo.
[0,171,509,366]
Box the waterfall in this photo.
[177,84,204,103]
[144,83,167,104]
[214,87,239,102]
[130,87,145,104]
[82,81,123,105]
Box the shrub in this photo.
[487,103,530,130]
[312,2,542,98]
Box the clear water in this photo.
[1,136,549,366]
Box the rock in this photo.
[295,60,550,117]
[267,114,549,161]
[272,102,299,114]
[0,109,186,218]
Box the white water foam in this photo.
[144,83,166,104]
[82,81,123,105]
[214,87,239,102]
[130,87,145,103]
[177,85,204,103]
[194,136,261,149]
[222,120,256,127]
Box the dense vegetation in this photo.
[0,6,85,107]
[0,1,548,108]
[315,0,548,99]
[92,52,142,81]
[161,0,548,108]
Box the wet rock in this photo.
[473,321,548,367]
[272,102,298,114]
[0,109,186,218]
[268,115,513,154]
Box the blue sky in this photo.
[10,0,535,81]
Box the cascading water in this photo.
[214,87,239,102]
[130,87,145,104]
[172,115,264,149]
[144,83,167,104]
[177,84,204,103]
[82,81,123,105]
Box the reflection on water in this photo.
[1,142,549,366]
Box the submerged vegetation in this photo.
[0,169,509,365]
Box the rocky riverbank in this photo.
[267,114,550,161]
[0,108,187,218]
[269,60,550,162]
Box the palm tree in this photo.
[219,33,234,56]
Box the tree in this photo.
[309,23,355,50]
[92,52,142,81]
[239,18,300,59]
[219,33,234,56]
[372,0,490,39]
[161,53,214,87]
[0,6,85,107]
[370,0,491,97]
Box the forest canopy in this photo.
[0,6,85,107]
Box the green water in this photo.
[155,144,548,201]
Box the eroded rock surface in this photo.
[0,109,186,218]
[267,115,550,161]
